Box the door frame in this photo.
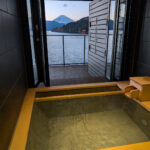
[31,0,50,86]
[105,0,119,80]
[19,0,37,87]
[19,0,50,87]
[30,0,46,83]
[105,0,111,78]
[120,0,146,80]
[109,0,120,81]
[111,0,128,81]
[41,0,50,86]
[109,0,146,81]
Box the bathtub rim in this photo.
[36,82,119,92]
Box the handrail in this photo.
[47,34,88,65]
[47,34,88,36]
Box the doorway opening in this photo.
[25,0,128,87]
[44,0,108,86]
[24,0,143,88]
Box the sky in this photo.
[45,1,90,21]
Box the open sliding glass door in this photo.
[88,0,110,78]
[88,0,129,81]
[25,0,50,87]
[105,0,117,80]
[112,0,127,80]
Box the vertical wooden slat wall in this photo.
[88,0,110,77]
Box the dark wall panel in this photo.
[134,0,150,76]
[0,74,26,149]
[0,0,27,149]
[0,0,7,11]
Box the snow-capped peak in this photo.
[53,15,74,25]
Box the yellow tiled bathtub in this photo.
[8,82,150,150]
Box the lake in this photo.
[46,31,113,65]
[47,31,88,65]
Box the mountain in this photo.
[53,15,74,25]
[46,21,64,31]
[52,17,89,34]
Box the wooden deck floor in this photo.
[49,65,107,86]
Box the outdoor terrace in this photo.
[47,33,107,86]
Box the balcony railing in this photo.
[47,34,88,65]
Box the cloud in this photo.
[63,4,67,7]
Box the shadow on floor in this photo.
[49,65,107,86]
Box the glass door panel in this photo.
[106,0,116,80]
[114,0,127,80]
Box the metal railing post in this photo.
[62,35,65,65]
[47,34,87,65]
[84,35,86,64]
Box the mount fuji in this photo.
[53,15,74,25]
[46,15,74,31]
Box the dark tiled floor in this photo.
[49,65,107,86]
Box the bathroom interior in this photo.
[1,0,150,150]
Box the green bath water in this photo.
[26,94,150,150]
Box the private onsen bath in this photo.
[9,77,150,150]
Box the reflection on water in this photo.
[47,31,88,65]
[47,31,113,66]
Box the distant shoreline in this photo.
[47,31,88,36]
